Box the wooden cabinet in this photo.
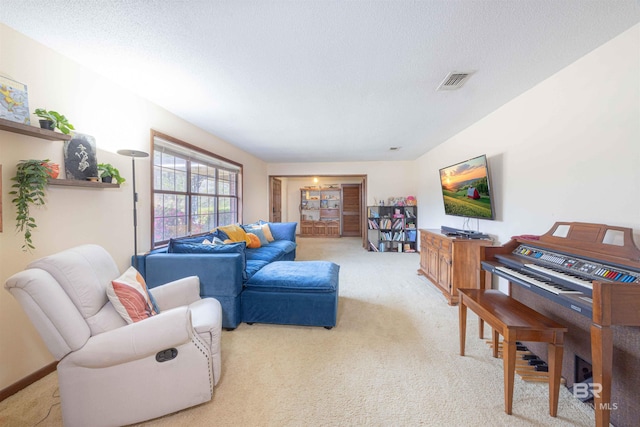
[299,187,341,237]
[418,229,492,305]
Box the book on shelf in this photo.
[379,218,392,229]
[392,231,405,241]
[392,218,404,229]
[368,240,379,252]
[407,229,417,242]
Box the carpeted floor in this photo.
[0,237,598,426]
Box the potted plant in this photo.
[97,163,125,184]
[34,108,75,134]
[9,159,56,252]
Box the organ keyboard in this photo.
[480,222,640,427]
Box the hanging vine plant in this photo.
[10,159,55,252]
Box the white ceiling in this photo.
[1,1,638,163]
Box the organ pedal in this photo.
[485,340,565,384]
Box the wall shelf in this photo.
[0,118,72,141]
[48,178,120,188]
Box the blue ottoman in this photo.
[241,261,339,328]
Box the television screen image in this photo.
[439,154,495,220]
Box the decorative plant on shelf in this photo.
[97,163,125,184]
[34,108,75,134]
[10,159,56,252]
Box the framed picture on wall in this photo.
[0,75,30,125]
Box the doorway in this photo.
[269,175,368,247]
[270,178,282,222]
[341,183,362,236]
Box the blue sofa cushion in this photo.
[169,241,247,280]
[167,233,214,252]
[246,260,269,281]
[245,261,339,293]
[266,240,296,254]
[262,221,297,242]
[245,244,287,262]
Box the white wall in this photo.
[0,24,268,389]
[269,161,418,207]
[416,24,640,246]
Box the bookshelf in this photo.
[366,205,417,252]
[299,187,341,237]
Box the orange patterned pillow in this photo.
[107,267,159,323]
[246,232,261,248]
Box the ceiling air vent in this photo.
[437,71,475,91]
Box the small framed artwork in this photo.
[0,75,31,125]
[64,133,98,180]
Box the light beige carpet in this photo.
[0,237,598,426]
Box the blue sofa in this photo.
[137,222,297,329]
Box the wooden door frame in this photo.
[269,177,282,222]
[269,174,368,248]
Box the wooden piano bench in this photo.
[458,288,568,417]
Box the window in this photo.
[152,131,242,246]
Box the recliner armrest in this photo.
[149,276,200,310]
[65,307,193,368]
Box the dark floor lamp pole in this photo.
[117,149,149,269]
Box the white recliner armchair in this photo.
[5,244,222,427]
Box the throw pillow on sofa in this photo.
[242,223,270,246]
[217,224,251,245]
[107,267,160,324]
[261,223,275,242]
[246,232,261,248]
[202,237,227,245]
[212,228,230,241]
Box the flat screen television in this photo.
[439,154,495,220]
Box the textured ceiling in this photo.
[1,1,639,163]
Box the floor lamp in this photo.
[117,149,149,269]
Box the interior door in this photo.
[341,183,361,236]
[270,178,282,222]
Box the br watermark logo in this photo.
[572,383,618,410]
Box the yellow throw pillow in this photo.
[261,223,275,242]
[246,233,261,248]
[217,224,251,245]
